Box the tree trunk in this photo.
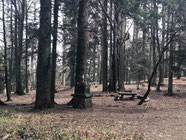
[151,0,157,86]
[35,0,52,109]
[62,45,66,87]
[111,5,119,93]
[161,5,166,83]
[25,0,29,93]
[72,0,92,109]
[167,41,174,95]
[142,0,147,82]
[176,43,181,79]
[98,52,102,84]
[9,3,14,99]
[156,0,162,92]
[118,15,126,92]
[93,43,96,82]
[112,25,117,92]
[15,0,25,95]
[2,0,11,101]
[102,0,108,92]
[151,26,157,86]
[167,12,176,96]
[51,0,59,104]
[30,1,37,91]
[109,0,114,92]
[164,7,170,78]
[70,27,76,88]
[70,42,76,88]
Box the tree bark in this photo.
[118,15,126,92]
[151,26,157,86]
[15,0,25,95]
[2,0,11,101]
[9,3,14,99]
[30,1,37,91]
[176,43,181,79]
[156,0,162,92]
[167,12,176,96]
[51,0,60,104]
[71,0,92,109]
[142,0,147,82]
[35,0,52,109]
[167,41,174,95]
[161,5,166,83]
[151,0,157,86]
[70,29,76,88]
[109,0,113,92]
[102,0,108,92]
[25,0,29,93]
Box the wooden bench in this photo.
[118,92,137,100]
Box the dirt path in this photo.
[0,78,186,139]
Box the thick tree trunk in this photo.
[72,0,92,109]
[109,0,114,92]
[102,0,108,92]
[35,0,52,109]
[2,0,11,101]
[51,0,59,104]
[9,3,14,98]
[74,0,87,86]
[111,5,119,93]
[15,0,25,95]
[118,15,126,92]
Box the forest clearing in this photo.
[1,0,186,139]
[0,78,186,140]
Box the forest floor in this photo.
[0,78,186,140]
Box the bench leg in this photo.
[130,95,135,100]
[120,95,124,100]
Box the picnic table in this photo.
[118,92,137,100]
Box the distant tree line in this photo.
[0,0,186,107]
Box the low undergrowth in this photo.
[0,108,142,140]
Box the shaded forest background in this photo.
[0,0,186,108]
